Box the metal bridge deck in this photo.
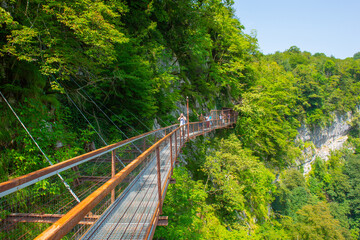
[81,137,175,239]
[81,127,213,239]
[0,109,236,240]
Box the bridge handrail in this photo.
[36,113,237,239]
[0,109,237,239]
[0,124,178,197]
[34,124,185,239]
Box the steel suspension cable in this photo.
[94,100,173,146]
[91,100,142,137]
[64,72,144,138]
[54,64,152,134]
[0,91,81,203]
[92,98,162,145]
[157,117,170,128]
[55,80,126,168]
[70,78,144,154]
[123,108,152,132]
[62,71,177,159]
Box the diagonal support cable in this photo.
[70,78,144,154]
[55,80,126,168]
[157,117,170,128]
[0,91,81,203]
[67,74,153,133]
[123,108,152,132]
[94,101,142,137]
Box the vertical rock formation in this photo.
[298,106,359,174]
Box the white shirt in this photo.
[180,117,186,126]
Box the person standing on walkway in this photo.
[199,113,204,129]
[178,113,187,137]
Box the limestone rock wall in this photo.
[298,106,359,174]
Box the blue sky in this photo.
[233,0,360,59]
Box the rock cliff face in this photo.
[298,106,359,175]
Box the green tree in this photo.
[272,169,310,218]
[283,202,349,240]
[1,1,128,78]
[324,60,336,77]
[154,167,250,239]
[236,61,300,167]
[353,52,360,60]
[344,154,360,230]
[203,134,275,230]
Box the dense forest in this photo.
[0,0,360,239]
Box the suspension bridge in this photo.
[0,104,237,239]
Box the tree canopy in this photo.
[0,1,360,239]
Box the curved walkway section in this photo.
[0,110,236,240]
[81,116,236,239]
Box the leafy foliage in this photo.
[272,169,310,218]
[236,61,301,167]
[282,202,349,240]
[0,0,359,239]
[203,134,275,229]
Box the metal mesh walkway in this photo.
[82,144,173,239]
[0,109,237,240]
[81,123,230,239]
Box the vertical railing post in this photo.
[187,96,189,140]
[156,147,162,214]
[175,130,178,159]
[180,126,182,147]
[111,150,116,203]
[143,137,146,152]
[215,111,217,124]
[203,118,204,133]
[181,126,183,146]
[170,134,173,175]
[182,125,185,145]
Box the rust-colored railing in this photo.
[0,109,237,240]
[0,124,178,198]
